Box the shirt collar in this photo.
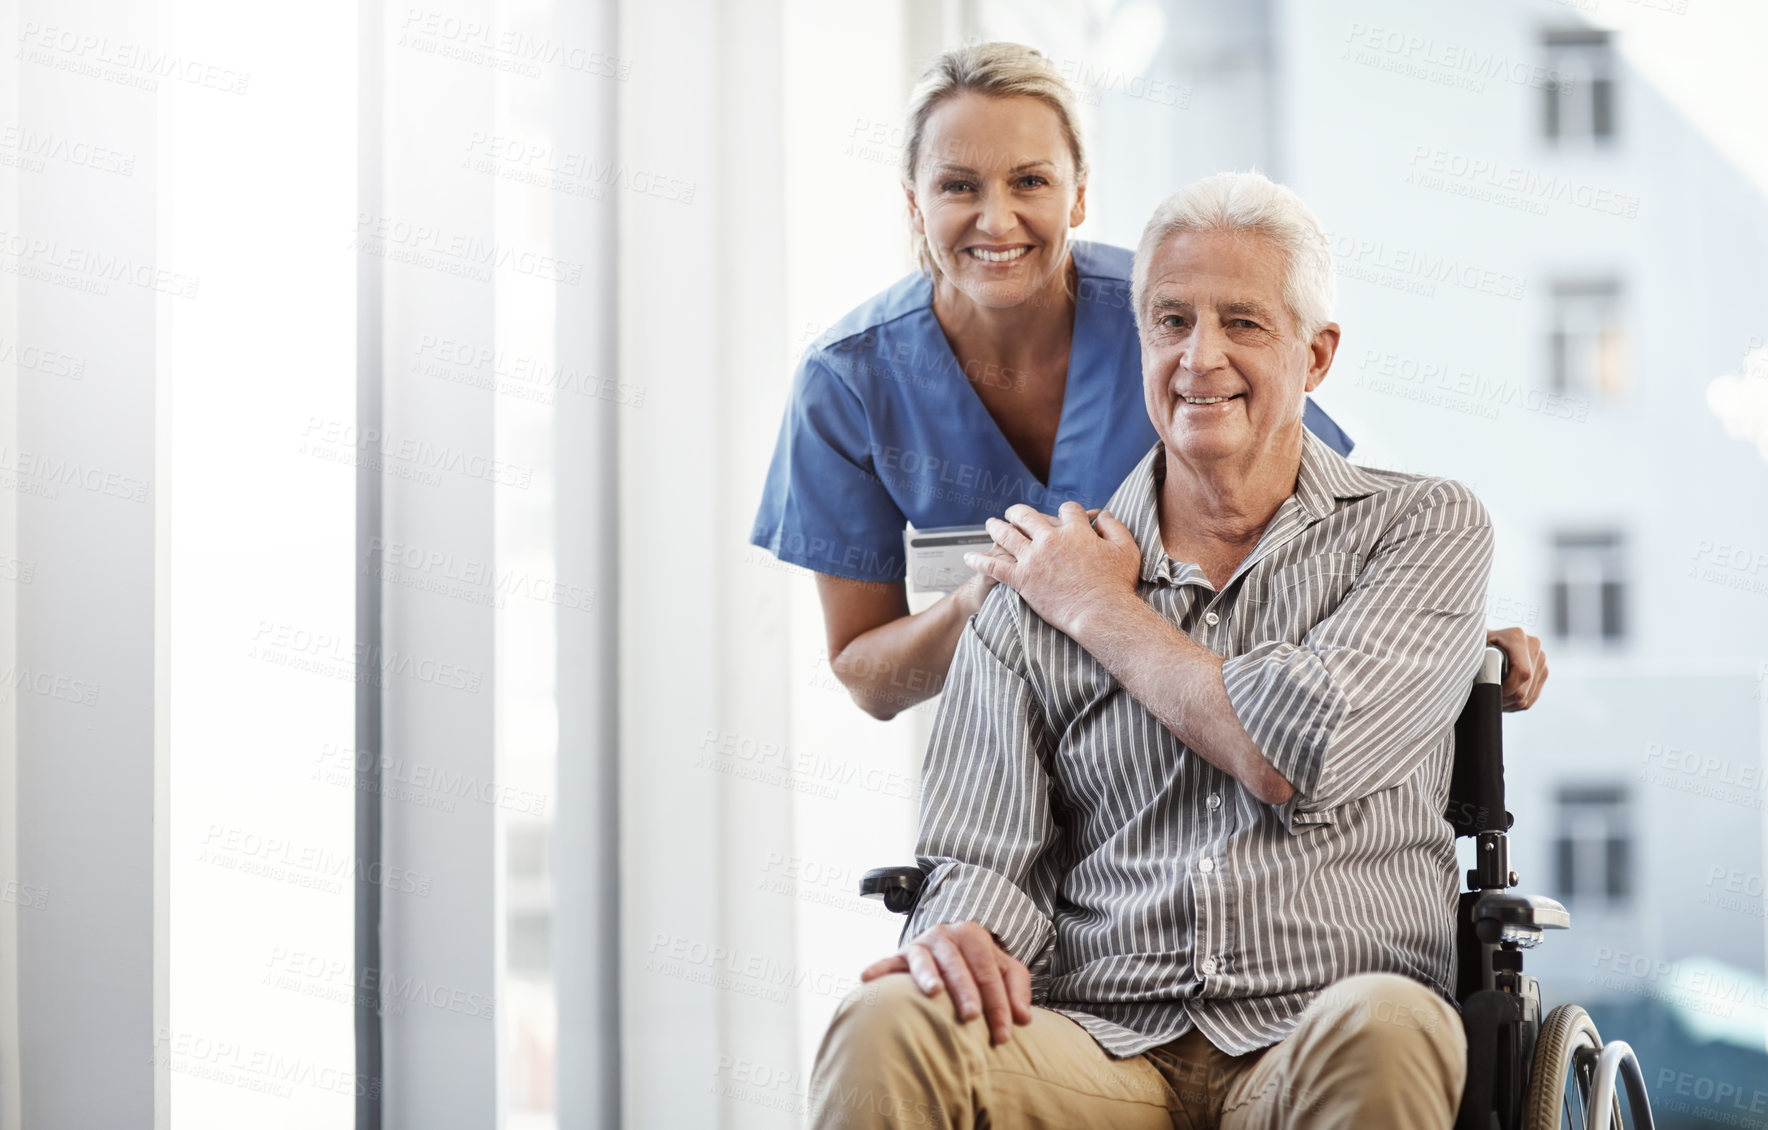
[1104,428,1389,586]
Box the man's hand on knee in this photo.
[858,921,1033,1046]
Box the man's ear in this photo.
[903,180,925,235]
[1304,323,1341,393]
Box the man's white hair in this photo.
[1131,170,1336,338]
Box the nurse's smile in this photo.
[965,244,1032,264]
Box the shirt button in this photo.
[1198,858,1215,873]
[1205,611,1220,626]
[1199,956,1218,975]
[1206,793,1222,811]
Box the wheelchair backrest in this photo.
[1447,646,1510,838]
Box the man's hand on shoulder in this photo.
[1486,627,1548,711]
[859,920,1032,1045]
[965,501,1142,639]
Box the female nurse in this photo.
[751,42,1546,719]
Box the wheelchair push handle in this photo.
[1474,644,1507,688]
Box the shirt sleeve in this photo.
[749,351,910,583]
[906,590,1061,967]
[1219,480,1493,830]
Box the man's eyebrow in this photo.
[1221,299,1278,321]
[1148,296,1192,314]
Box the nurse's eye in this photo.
[1016,175,1049,189]
[941,180,975,194]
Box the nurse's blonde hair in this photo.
[902,42,1088,278]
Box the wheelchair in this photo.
[860,647,1656,1130]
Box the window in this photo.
[1552,785,1633,907]
[1543,30,1616,144]
[1549,279,1626,397]
[1550,531,1626,644]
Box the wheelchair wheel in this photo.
[1523,1005,1623,1129]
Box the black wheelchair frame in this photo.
[860,647,1656,1130]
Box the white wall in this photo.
[617,1,797,1125]
[7,0,167,1125]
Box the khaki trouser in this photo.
[809,972,1465,1129]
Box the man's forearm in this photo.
[1070,595,1296,805]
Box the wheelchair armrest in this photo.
[1472,890,1570,945]
[861,866,925,916]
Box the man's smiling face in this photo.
[1139,229,1329,467]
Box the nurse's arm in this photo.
[815,569,996,722]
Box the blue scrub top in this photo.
[751,240,1354,583]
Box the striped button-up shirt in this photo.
[906,430,1494,1057]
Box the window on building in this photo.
[1549,279,1627,396]
[1552,785,1633,907]
[1550,531,1626,644]
[1543,30,1616,144]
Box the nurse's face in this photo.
[1139,229,1337,467]
[906,93,1086,310]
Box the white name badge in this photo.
[903,524,994,594]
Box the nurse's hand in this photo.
[1486,626,1548,711]
[966,501,1142,639]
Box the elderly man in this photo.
[809,171,1491,1129]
